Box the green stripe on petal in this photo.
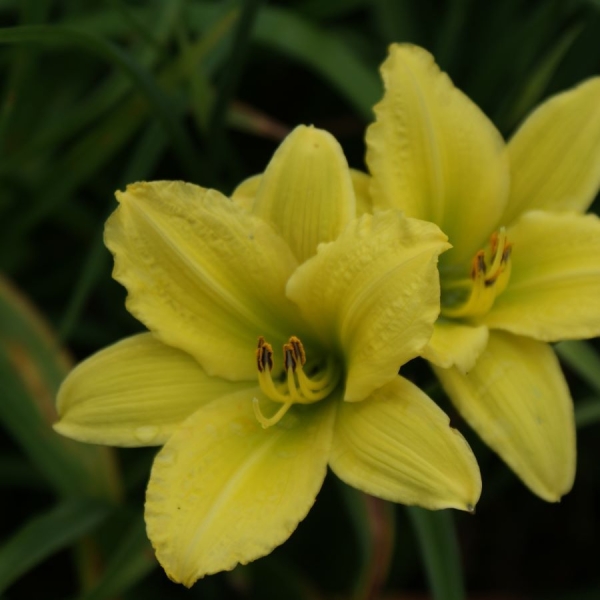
[106,181,300,381]
[145,389,335,586]
[504,78,600,223]
[366,44,510,268]
[286,211,449,402]
[484,211,600,341]
[421,320,489,373]
[253,125,356,263]
[55,334,251,447]
[329,376,481,511]
[434,332,575,502]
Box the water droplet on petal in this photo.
[134,425,159,443]
[156,447,176,466]
[276,450,293,459]
[229,421,244,435]
[277,413,300,430]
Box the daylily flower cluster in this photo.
[54,44,600,586]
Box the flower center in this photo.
[253,336,340,428]
[441,228,512,319]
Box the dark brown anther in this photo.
[471,250,486,279]
[256,339,274,373]
[283,344,297,372]
[477,253,486,273]
[288,336,306,365]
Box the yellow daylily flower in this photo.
[366,43,600,502]
[55,125,481,586]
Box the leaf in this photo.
[0,275,120,500]
[252,7,382,120]
[208,0,265,172]
[370,0,421,45]
[76,515,156,600]
[435,0,469,69]
[59,121,170,342]
[187,4,381,119]
[337,484,395,600]
[406,507,466,600]
[1,9,241,239]
[0,24,200,179]
[239,556,318,600]
[555,340,600,395]
[0,498,111,594]
[575,398,600,429]
[503,24,583,130]
[298,0,368,21]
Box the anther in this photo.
[283,343,297,372]
[256,338,273,373]
[288,336,306,365]
[471,251,486,279]
[489,231,499,257]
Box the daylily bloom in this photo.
[365,43,600,502]
[54,125,481,586]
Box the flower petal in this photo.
[54,334,252,447]
[350,169,373,216]
[421,320,489,373]
[106,181,300,380]
[366,43,509,266]
[433,331,576,502]
[329,376,481,511]
[286,211,449,402]
[503,78,600,223]
[253,125,356,263]
[231,174,261,211]
[483,211,600,341]
[232,168,371,217]
[145,389,335,586]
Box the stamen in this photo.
[257,369,293,403]
[296,360,338,396]
[252,397,293,429]
[442,228,513,320]
[253,335,341,426]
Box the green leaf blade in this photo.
[0,499,111,594]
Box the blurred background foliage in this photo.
[1,0,600,598]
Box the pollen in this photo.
[252,336,340,429]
